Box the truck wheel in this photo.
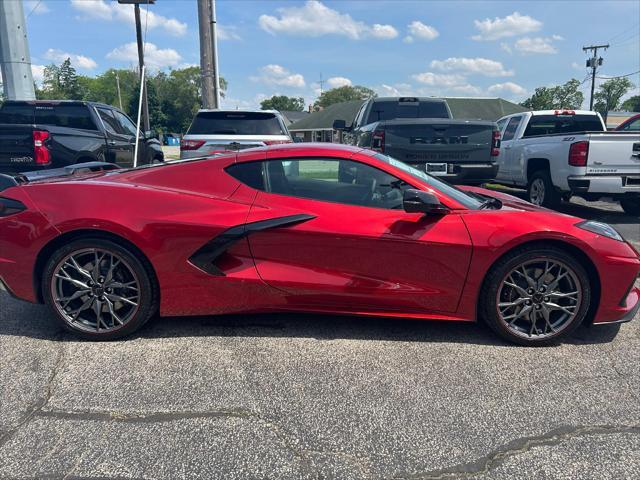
[621,198,640,216]
[527,171,560,208]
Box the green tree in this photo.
[594,77,634,122]
[314,85,376,108]
[260,95,305,111]
[620,95,640,113]
[520,78,584,110]
[38,58,83,100]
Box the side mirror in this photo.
[144,130,156,139]
[333,119,348,131]
[403,189,449,215]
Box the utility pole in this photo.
[318,73,324,96]
[582,43,608,110]
[115,72,123,110]
[0,0,36,100]
[198,0,220,109]
[118,0,153,132]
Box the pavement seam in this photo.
[16,407,372,478]
[392,424,640,480]
[0,335,65,450]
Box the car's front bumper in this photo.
[594,286,640,325]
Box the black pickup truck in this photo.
[0,100,163,173]
[333,97,500,184]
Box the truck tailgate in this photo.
[381,119,495,166]
[0,124,35,170]
[586,133,640,176]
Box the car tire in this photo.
[480,245,591,346]
[621,198,640,216]
[42,238,158,340]
[527,171,560,208]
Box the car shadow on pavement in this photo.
[0,295,623,347]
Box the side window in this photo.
[265,158,409,209]
[113,111,139,137]
[502,116,522,141]
[496,118,508,134]
[353,103,367,128]
[39,105,98,130]
[96,108,121,135]
[226,162,265,190]
[0,104,34,123]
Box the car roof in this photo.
[1,99,119,110]
[234,143,365,162]
[196,109,282,115]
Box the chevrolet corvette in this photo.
[0,144,638,345]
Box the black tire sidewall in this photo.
[480,247,591,346]
[42,238,157,340]
[528,171,560,208]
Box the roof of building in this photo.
[280,110,309,125]
[288,101,365,131]
[289,97,527,131]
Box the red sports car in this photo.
[1,144,638,345]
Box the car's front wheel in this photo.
[480,245,591,346]
[42,238,158,340]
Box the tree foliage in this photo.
[621,95,640,113]
[520,79,584,110]
[260,95,305,112]
[314,85,376,108]
[35,59,227,133]
[594,77,635,121]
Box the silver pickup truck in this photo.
[493,110,640,215]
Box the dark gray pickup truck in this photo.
[333,97,500,184]
[0,100,163,174]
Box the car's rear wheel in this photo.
[480,246,591,346]
[42,238,157,340]
[527,171,560,208]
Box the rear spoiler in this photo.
[0,161,120,192]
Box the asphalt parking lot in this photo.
[1,198,639,479]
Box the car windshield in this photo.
[188,111,286,135]
[372,153,484,209]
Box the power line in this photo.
[607,22,639,43]
[596,70,640,80]
[26,0,42,18]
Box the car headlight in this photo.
[576,220,624,242]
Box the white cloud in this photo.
[25,0,50,15]
[218,25,241,41]
[106,42,182,70]
[31,64,46,84]
[404,21,439,43]
[43,48,97,70]
[258,0,397,40]
[488,82,527,96]
[472,12,542,41]
[412,72,468,87]
[70,0,187,36]
[251,64,306,88]
[326,76,352,88]
[572,61,585,70]
[514,36,560,54]
[430,57,514,77]
[450,84,484,96]
[500,43,512,54]
[377,83,415,96]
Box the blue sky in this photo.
[22,0,640,109]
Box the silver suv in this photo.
[180,109,292,159]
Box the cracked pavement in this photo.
[1,199,639,479]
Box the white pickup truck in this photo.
[493,109,640,215]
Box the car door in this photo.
[498,115,524,184]
[242,155,473,314]
[95,107,134,167]
[112,110,144,165]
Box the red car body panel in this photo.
[0,144,638,327]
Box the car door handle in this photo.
[108,140,117,146]
[504,145,512,150]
